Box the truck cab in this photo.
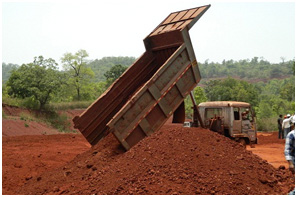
[198,101,257,147]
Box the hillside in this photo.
[198,58,294,82]
[3,57,294,85]
[86,56,136,82]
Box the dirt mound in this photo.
[17,125,294,195]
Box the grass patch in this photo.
[3,98,89,133]
[19,112,34,121]
[45,112,72,132]
[28,110,74,133]
[48,101,93,111]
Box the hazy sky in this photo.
[1,1,295,66]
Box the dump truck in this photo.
[73,5,211,150]
[188,101,258,147]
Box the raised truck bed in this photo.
[73,5,211,150]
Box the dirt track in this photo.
[2,105,295,195]
[247,132,288,168]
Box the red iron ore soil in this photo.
[2,119,60,136]
[2,134,91,195]
[16,125,294,195]
[247,132,288,168]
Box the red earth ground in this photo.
[2,105,295,195]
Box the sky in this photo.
[1,0,296,66]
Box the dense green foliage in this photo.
[61,49,94,101]
[104,64,128,87]
[5,56,64,110]
[204,77,259,106]
[87,56,135,82]
[198,57,294,81]
[2,62,19,83]
[2,53,295,131]
[184,86,208,118]
[200,77,295,131]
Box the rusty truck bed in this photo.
[73,5,211,150]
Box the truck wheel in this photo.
[238,138,246,148]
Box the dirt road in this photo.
[247,132,288,168]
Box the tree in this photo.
[204,77,259,106]
[61,49,94,101]
[2,62,19,83]
[184,86,208,118]
[193,86,208,104]
[104,64,128,87]
[86,56,135,82]
[6,56,63,110]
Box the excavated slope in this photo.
[19,124,294,195]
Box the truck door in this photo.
[232,107,241,134]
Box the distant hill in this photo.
[2,57,294,85]
[198,57,294,84]
[87,56,136,82]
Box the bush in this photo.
[46,112,71,132]
[2,96,24,108]
[22,97,40,110]
[2,95,39,110]
[256,117,278,132]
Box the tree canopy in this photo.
[2,62,19,83]
[104,64,128,87]
[6,56,64,110]
[61,49,94,101]
[204,77,259,106]
[87,56,135,82]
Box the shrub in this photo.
[256,117,277,132]
[20,112,34,121]
[43,111,72,132]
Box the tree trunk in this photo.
[77,87,80,101]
